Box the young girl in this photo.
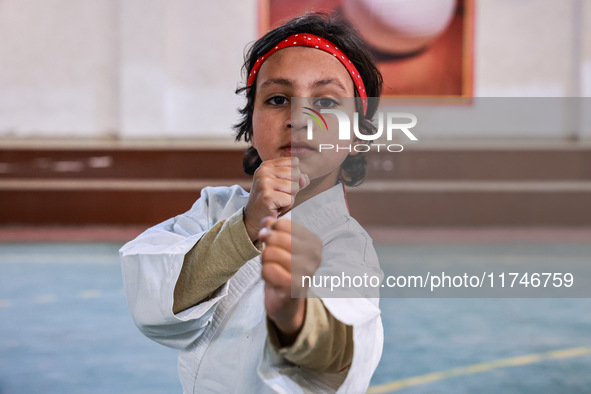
[120,12,384,393]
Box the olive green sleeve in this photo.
[267,297,354,373]
[173,208,262,314]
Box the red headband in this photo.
[247,33,368,114]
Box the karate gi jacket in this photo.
[120,183,384,393]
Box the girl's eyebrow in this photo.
[259,77,349,93]
[312,78,348,94]
[259,77,293,90]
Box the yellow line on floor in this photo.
[367,346,591,393]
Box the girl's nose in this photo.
[288,99,308,131]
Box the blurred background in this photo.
[1,0,591,393]
[1,0,590,228]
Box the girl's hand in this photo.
[244,157,309,242]
[258,217,323,346]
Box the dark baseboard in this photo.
[2,146,591,227]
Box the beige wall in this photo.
[119,0,257,138]
[475,0,578,97]
[0,0,588,141]
[0,0,119,137]
[581,0,591,139]
[0,0,257,139]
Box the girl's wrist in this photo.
[270,298,306,347]
[242,207,259,242]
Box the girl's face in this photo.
[251,46,358,192]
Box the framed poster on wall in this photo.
[259,0,474,97]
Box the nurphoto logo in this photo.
[303,107,328,131]
[305,109,418,153]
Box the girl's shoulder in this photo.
[196,184,250,207]
[181,184,250,222]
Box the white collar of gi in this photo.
[287,183,350,236]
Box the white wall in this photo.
[119,0,257,138]
[474,0,579,97]
[0,0,119,137]
[580,0,591,140]
[0,0,257,140]
[0,0,588,141]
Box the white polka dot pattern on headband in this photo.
[246,33,368,114]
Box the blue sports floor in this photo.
[1,242,590,393]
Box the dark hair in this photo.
[234,12,383,186]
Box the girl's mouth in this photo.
[282,142,315,156]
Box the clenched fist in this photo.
[243,157,309,243]
[258,216,323,346]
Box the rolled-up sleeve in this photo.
[266,297,354,373]
[119,185,250,349]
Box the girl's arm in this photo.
[267,297,354,373]
[173,208,261,313]
[120,185,250,349]
[259,217,354,373]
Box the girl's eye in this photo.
[267,96,289,106]
[314,97,338,108]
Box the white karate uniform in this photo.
[120,183,383,393]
